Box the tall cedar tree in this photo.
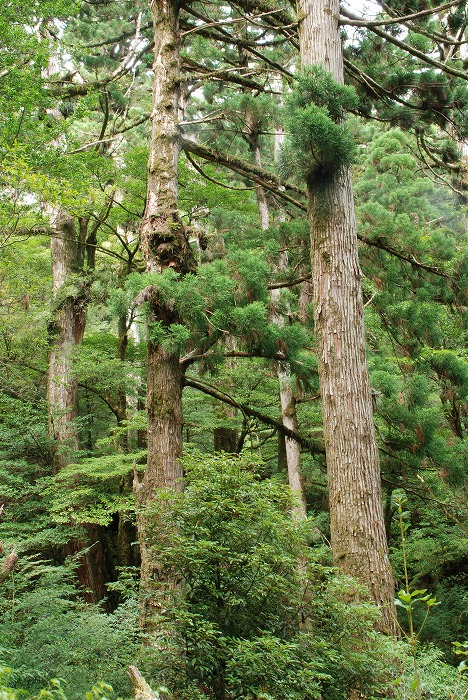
[135,0,196,627]
[297,0,396,634]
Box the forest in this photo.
[0,0,467,698]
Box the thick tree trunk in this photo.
[139,0,194,277]
[144,346,183,493]
[297,0,396,634]
[214,427,239,453]
[47,212,114,603]
[134,345,183,624]
[213,335,239,454]
[136,0,195,627]
[47,212,85,471]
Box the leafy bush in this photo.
[0,666,118,700]
[139,453,404,700]
[0,559,139,700]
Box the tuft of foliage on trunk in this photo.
[282,66,358,183]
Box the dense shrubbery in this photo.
[137,454,403,700]
[1,454,468,700]
[0,560,139,700]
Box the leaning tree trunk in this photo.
[135,0,195,628]
[297,0,396,634]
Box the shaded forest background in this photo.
[0,0,467,698]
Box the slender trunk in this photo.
[277,363,307,519]
[214,335,239,454]
[136,0,195,627]
[297,0,396,634]
[246,114,270,231]
[270,264,306,520]
[115,311,140,570]
[116,311,129,431]
[271,110,306,518]
[247,112,306,519]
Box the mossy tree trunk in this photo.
[47,212,86,472]
[135,0,195,628]
[47,211,113,603]
[297,0,396,634]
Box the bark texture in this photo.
[0,549,18,583]
[136,0,195,627]
[47,211,113,603]
[47,212,86,471]
[128,666,156,700]
[297,0,396,633]
[139,0,195,277]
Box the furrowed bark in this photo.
[47,212,86,472]
[136,0,195,629]
[47,211,114,603]
[297,0,396,634]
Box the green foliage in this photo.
[289,67,359,121]
[0,667,120,700]
[123,256,311,364]
[283,66,358,182]
[147,322,192,354]
[357,127,467,507]
[1,6,468,699]
[391,496,468,700]
[0,396,67,555]
[0,558,138,700]
[140,454,404,700]
[347,20,468,145]
[401,645,468,700]
[225,635,327,700]
[46,451,145,526]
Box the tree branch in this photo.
[339,1,462,27]
[345,11,468,81]
[181,57,274,92]
[268,273,312,289]
[181,137,307,210]
[183,376,325,455]
[357,233,451,279]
